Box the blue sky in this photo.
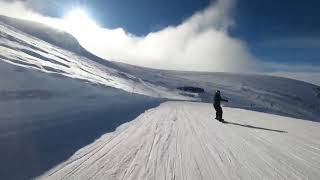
[230,0,320,67]
[0,0,319,84]
[23,0,211,34]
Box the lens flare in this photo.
[63,8,99,35]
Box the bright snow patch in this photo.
[39,102,320,180]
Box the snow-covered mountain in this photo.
[0,16,319,180]
[0,16,188,99]
[0,15,106,65]
[114,63,320,121]
[1,15,319,121]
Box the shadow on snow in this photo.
[0,94,162,180]
[223,121,288,133]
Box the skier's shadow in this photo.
[223,121,288,133]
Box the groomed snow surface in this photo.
[39,102,320,180]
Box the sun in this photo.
[63,7,99,33]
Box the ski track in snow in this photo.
[39,102,320,180]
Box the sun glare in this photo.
[63,8,99,34]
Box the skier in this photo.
[213,90,228,122]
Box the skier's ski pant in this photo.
[214,104,223,119]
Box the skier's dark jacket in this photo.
[214,92,228,106]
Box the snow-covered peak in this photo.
[0,15,97,60]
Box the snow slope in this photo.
[0,18,176,179]
[0,15,119,69]
[0,18,189,99]
[38,102,320,180]
[0,59,164,180]
[115,63,320,121]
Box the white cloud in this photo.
[0,0,261,72]
[0,1,64,29]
